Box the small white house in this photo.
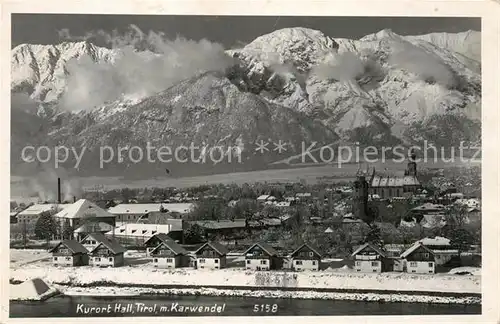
[194,242,229,270]
[88,238,127,267]
[400,243,436,274]
[290,243,322,271]
[149,239,189,269]
[351,243,388,273]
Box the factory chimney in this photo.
[57,178,62,204]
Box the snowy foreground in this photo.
[10,250,480,304]
[11,264,480,293]
[59,286,480,305]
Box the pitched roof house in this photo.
[89,237,127,267]
[400,242,436,274]
[290,243,322,271]
[49,239,89,266]
[351,242,388,273]
[150,238,189,268]
[194,241,229,270]
[244,242,281,271]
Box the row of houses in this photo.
[352,237,459,274]
[51,228,455,275]
[50,230,322,271]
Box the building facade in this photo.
[149,239,189,269]
[49,240,89,267]
[194,242,229,270]
[351,243,388,273]
[401,243,436,274]
[88,238,126,267]
[244,242,281,271]
[368,153,422,199]
[290,243,322,271]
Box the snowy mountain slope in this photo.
[10,27,481,176]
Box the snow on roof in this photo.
[412,203,445,211]
[324,227,334,233]
[108,203,194,215]
[351,243,386,258]
[73,221,114,233]
[400,243,435,258]
[17,203,67,216]
[418,236,451,246]
[54,199,115,219]
[9,278,55,301]
[257,195,270,200]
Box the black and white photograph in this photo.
[2,1,498,321]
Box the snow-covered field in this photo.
[11,262,480,294]
[10,249,51,269]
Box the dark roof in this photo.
[351,242,387,258]
[150,239,188,255]
[195,241,229,256]
[400,242,435,258]
[290,243,322,259]
[90,237,127,254]
[50,240,89,254]
[244,242,279,256]
[81,232,109,244]
[144,233,171,246]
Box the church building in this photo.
[367,153,421,199]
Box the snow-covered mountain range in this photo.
[11,27,481,177]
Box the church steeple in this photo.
[405,149,417,177]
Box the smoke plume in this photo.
[58,25,235,111]
[22,166,83,203]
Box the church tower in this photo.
[405,150,417,177]
[352,173,369,221]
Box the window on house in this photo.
[373,269,377,272]
[53,257,58,261]
[131,230,137,234]
[65,257,71,261]
[109,258,113,262]
[371,261,378,267]
[424,253,429,258]
[199,259,205,263]
[142,230,147,234]
[309,252,314,257]
[246,260,250,264]
[296,260,303,265]
[410,262,417,267]
[154,258,158,263]
[96,257,101,261]
[260,260,267,265]
[428,262,433,267]
[120,229,125,233]
[312,260,316,265]
[355,261,360,266]
[167,258,173,263]
[152,231,157,234]
[411,270,416,273]
[215,259,219,264]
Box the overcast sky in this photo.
[12,14,480,48]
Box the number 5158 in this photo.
[253,304,278,313]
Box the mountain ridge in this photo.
[11,27,481,177]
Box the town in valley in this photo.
[10,156,481,279]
